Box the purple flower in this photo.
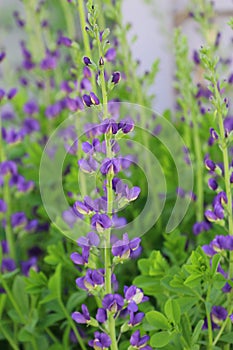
[193,50,200,64]
[76,269,104,291]
[83,66,92,78]
[62,208,80,227]
[82,139,101,154]
[45,102,62,118]
[80,78,92,91]
[193,221,212,235]
[7,88,18,100]
[96,308,107,323]
[89,332,111,349]
[129,312,145,326]
[212,306,228,324]
[211,235,233,251]
[40,53,57,70]
[130,330,152,350]
[208,178,218,191]
[111,72,121,85]
[70,248,90,265]
[105,48,116,62]
[72,304,90,324]
[100,158,121,175]
[22,118,40,134]
[210,128,218,140]
[11,212,27,229]
[124,285,146,312]
[59,36,72,47]
[21,257,38,276]
[90,92,100,105]
[23,100,39,115]
[73,201,91,215]
[0,199,7,213]
[99,119,118,135]
[77,232,100,248]
[91,214,112,233]
[0,51,6,62]
[205,158,216,171]
[1,240,9,254]
[112,233,141,260]
[83,94,92,107]
[78,157,98,173]
[1,258,16,273]
[83,56,92,65]
[0,88,5,101]
[102,293,124,313]
[118,117,134,134]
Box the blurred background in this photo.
[1,0,233,112]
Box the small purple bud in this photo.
[111,72,121,85]
[7,88,18,100]
[0,88,5,101]
[90,92,100,105]
[0,52,6,63]
[59,36,72,47]
[210,128,218,140]
[205,158,216,171]
[208,178,218,191]
[83,56,92,65]
[99,57,104,66]
[105,48,116,62]
[82,94,92,107]
[73,201,90,215]
[230,172,233,184]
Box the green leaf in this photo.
[66,291,87,313]
[133,276,161,296]
[42,312,65,328]
[12,276,29,316]
[146,311,170,330]
[191,320,204,345]
[184,273,202,288]
[164,299,181,325]
[211,254,221,275]
[150,331,171,348]
[25,269,47,294]
[48,264,62,300]
[220,332,233,343]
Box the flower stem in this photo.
[95,19,119,350]
[59,299,87,350]
[192,108,204,222]
[216,91,233,350]
[0,324,19,350]
[205,287,213,350]
[77,0,97,93]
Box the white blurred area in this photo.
[122,0,233,112]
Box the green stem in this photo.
[0,278,25,323]
[205,287,213,350]
[78,0,97,93]
[0,324,20,350]
[214,84,233,350]
[95,20,118,350]
[192,108,204,222]
[59,300,87,350]
[45,327,60,345]
[213,309,232,346]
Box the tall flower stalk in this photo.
[200,45,233,350]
